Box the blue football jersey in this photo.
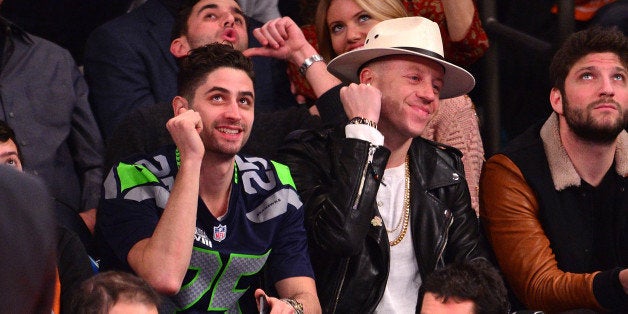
[97,145,313,313]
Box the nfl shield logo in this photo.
[213,224,227,242]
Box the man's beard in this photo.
[563,97,626,144]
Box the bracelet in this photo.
[280,298,304,314]
[348,116,378,129]
[299,54,324,76]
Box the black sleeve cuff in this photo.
[593,268,628,311]
[315,83,348,126]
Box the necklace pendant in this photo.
[371,216,383,227]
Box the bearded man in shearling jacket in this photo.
[480,26,628,313]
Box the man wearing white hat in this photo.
[277,16,491,313]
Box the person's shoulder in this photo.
[93,1,153,31]
[497,120,545,159]
[235,154,298,190]
[410,137,466,175]
[111,145,178,177]
[14,32,79,85]
[414,136,463,158]
[14,29,74,63]
[235,154,277,173]
[87,14,143,46]
[284,125,339,144]
[278,126,341,161]
[235,155,302,214]
[103,145,178,200]
[88,0,170,41]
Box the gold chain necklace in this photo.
[388,155,410,247]
[385,193,405,233]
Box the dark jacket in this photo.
[84,0,297,140]
[480,113,628,312]
[278,126,489,313]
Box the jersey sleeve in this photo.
[265,161,315,284]
[97,158,171,270]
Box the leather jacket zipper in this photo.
[435,209,454,268]
[330,258,351,312]
[351,145,376,210]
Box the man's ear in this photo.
[359,67,375,85]
[172,96,190,116]
[171,37,191,58]
[549,88,564,114]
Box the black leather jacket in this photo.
[278,126,489,313]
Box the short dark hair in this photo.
[171,0,246,41]
[422,260,510,314]
[171,0,200,41]
[69,271,162,314]
[0,120,23,163]
[177,43,254,100]
[550,26,628,96]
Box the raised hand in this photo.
[166,106,205,162]
[340,83,382,123]
[243,17,318,67]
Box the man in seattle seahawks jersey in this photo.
[96,43,320,313]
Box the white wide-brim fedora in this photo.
[327,16,475,99]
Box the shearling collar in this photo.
[540,112,628,190]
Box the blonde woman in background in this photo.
[313,0,488,64]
